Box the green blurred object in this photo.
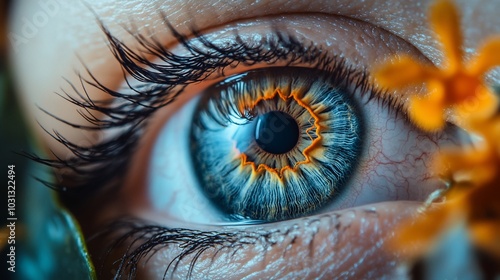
[1,62,95,279]
[18,163,96,280]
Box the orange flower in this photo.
[374,0,500,132]
[381,0,500,263]
[445,116,500,258]
[393,116,500,260]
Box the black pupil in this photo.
[254,111,300,154]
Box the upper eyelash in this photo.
[25,14,400,196]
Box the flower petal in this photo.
[390,202,462,257]
[429,0,463,71]
[409,89,446,131]
[374,55,436,88]
[456,87,499,123]
[437,148,489,172]
[467,37,500,76]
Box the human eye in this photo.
[73,18,460,278]
[12,1,489,279]
[146,28,459,225]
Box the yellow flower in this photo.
[374,0,500,132]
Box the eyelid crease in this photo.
[158,10,435,67]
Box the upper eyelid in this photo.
[9,1,437,162]
[121,1,429,56]
[77,0,433,68]
[156,10,434,67]
[343,15,435,67]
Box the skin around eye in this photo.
[107,14,459,278]
[10,0,500,279]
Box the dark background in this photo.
[1,0,32,279]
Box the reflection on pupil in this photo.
[255,111,299,154]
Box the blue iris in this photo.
[190,67,364,222]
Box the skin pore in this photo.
[10,0,500,278]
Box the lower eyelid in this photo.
[101,201,422,279]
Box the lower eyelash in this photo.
[92,213,350,279]
[98,219,242,279]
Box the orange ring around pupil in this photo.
[236,88,325,179]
